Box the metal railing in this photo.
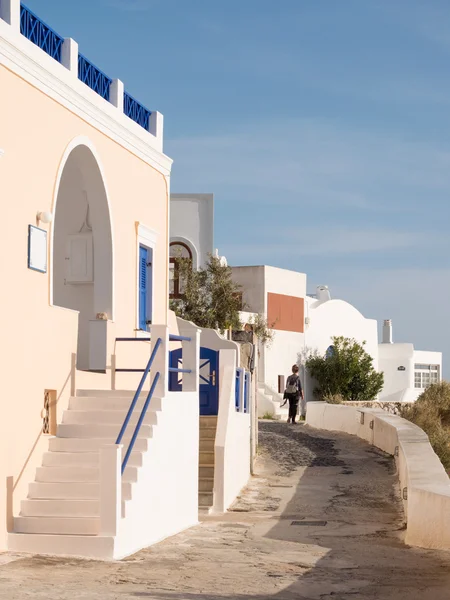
[124,91,151,130]
[20,3,63,62]
[78,53,112,101]
[114,332,192,473]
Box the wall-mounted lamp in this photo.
[36,211,53,225]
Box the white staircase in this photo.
[257,384,288,420]
[8,389,159,558]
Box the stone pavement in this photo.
[1,422,450,599]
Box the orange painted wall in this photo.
[267,293,304,333]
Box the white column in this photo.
[149,111,164,147]
[99,445,122,536]
[0,0,20,31]
[179,325,200,393]
[150,324,169,398]
[110,79,124,112]
[61,38,78,74]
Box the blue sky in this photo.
[28,0,450,374]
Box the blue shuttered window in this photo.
[139,246,148,331]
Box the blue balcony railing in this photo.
[78,53,112,101]
[20,3,63,63]
[124,91,151,130]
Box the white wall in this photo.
[307,401,450,551]
[170,194,214,269]
[213,349,251,513]
[263,265,307,307]
[115,391,199,559]
[303,297,378,402]
[231,266,265,314]
[378,343,414,401]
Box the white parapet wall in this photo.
[306,401,450,550]
[213,349,251,513]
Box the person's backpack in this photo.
[285,375,298,395]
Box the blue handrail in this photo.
[169,334,192,342]
[116,337,151,342]
[116,337,162,447]
[121,372,160,474]
[168,367,192,374]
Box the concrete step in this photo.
[77,389,137,397]
[199,478,214,492]
[14,516,99,536]
[62,410,157,426]
[199,427,216,440]
[42,451,142,467]
[28,481,132,501]
[200,416,217,427]
[8,532,115,559]
[199,451,214,466]
[49,437,148,453]
[199,466,214,478]
[69,396,163,412]
[199,439,214,452]
[56,423,153,439]
[198,492,213,507]
[21,499,99,518]
[35,465,137,484]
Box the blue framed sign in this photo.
[28,225,47,273]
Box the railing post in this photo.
[61,38,78,74]
[99,445,122,536]
[150,325,168,398]
[179,326,200,393]
[0,0,20,31]
[149,110,163,150]
[110,79,124,112]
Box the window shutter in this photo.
[139,246,148,330]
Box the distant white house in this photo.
[378,319,442,403]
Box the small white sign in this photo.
[28,225,47,273]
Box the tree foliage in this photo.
[247,313,275,348]
[169,254,242,331]
[305,336,384,402]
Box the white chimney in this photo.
[382,319,393,344]
[316,285,331,302]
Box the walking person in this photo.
[281,364,304,424]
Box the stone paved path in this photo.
[1,422,450,599]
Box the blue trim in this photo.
[168,367,192,374]
[124,91,151,130]
[235,369,242,410]
[78,53,112,101]
[169,334,192,342]
[20,4,63,63]
[116,338,151,342]
[27,225,47,273]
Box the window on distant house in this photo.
[169,242,192,299]
[414,364,440,389]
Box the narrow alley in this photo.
[1,422,450,600]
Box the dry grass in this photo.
[401,382,450,470]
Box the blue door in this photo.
[139,246,152,331]
[169,347,219,415]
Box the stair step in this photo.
[69,396,163,412]
[14,516,99,536]
[35,465,137,484]
[42,451,142,467]
[199,427,216,440]
[77,389,137,397]
[199,451,214,465]
[28,481,132,501]
[199,439,214,452]
[199,478,214,492]
[198,492,213,507]
[199,466,214,478]
[8,533,115,559]
[56,423,153,439]
[49,437,148,453]
[200,416,217,426]
[21,499,99,518]
[62,410,157,426]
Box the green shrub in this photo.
[261,412,274,420]
[401,382,450,470]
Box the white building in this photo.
[378,320,442,403]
